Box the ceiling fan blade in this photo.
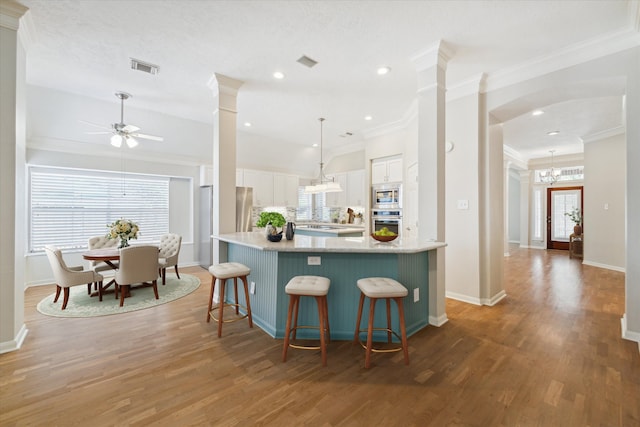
[122,124,140,133]
[130,132,164,141]
[85,131,112,135]
[79,119,111,130]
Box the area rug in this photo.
[36,273,200,318]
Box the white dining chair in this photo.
[114,245,159,307]
[44,245,104,309]
[158,233,182,285]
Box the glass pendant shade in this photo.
[304,118,343,194]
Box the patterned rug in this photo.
[36,273,200,318]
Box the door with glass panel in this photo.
[546,186,583,250]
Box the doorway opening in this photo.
[546,186,583,250]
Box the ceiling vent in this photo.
[297,55,318,68]
[130,58,159,75]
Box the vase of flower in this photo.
[565,208,583,236]
[107,218,139,248]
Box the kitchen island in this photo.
[213,232,446,341]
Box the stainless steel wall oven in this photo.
[371,209,402,236]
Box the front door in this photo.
[547,186,583,250]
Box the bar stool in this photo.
[354,277,409,368]
[207,262,253,338]
[282,275,331,366]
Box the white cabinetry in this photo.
[346,169,366,206]
[242,169,274,206]
[273,173,299,207]
[371,157,403,184]
[325,173,347,207]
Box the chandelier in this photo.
[304,118,343,194]
[540,149,561,185]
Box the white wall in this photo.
[584,133,626,270]
[508,170,521,242]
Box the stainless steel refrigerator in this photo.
[199,186,253,268]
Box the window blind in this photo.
[30,167,169,252]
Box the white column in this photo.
[519,170,532,248]
[412,41,451,326]
[0,0,29,353]
[207,74,243,265]
[503,160,511,256]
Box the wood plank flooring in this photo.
[1,246,638,426]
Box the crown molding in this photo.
[411,40,454,72]
[582,125,626,144]
[485,28,640,93]
[503,144,527,170]
[0,0,28,30]
[361,99,417,140]
[447,73,487,101]
[17,7,35,51]
[630,0,640,32]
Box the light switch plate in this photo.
[250,281,256,294]
[413,288,419,302]
[457,199,469,210]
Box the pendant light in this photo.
[540,149,561,185]
[304,118,343,194]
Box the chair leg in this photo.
[61,287,70,310]
[365,297,377,369]
[354,292,365,342]
[233,277,239,315]
[162,267,166,285]
[174,265,180,279]
[87,283,92,295]
[98,280,103,302]
[282,294,296,362]
[322,295,330,344]
[316,296,327,366]
[240,275,253,328]
[152,279,159,299]
[217,278,226,338]
[386,298,392,343]
[119,285,128,307]
[207,276,216,323]
[292,295,300,340]
[54,285,62,303]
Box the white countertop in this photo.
[213,232,446,254]
[295,223,365,235]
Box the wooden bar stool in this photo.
[282,275,331,366]
[354,277,409,368]
[207,262,252,338]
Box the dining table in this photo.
[82,248,120,297]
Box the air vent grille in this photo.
[297,55,318,68]
[130,58,159,75]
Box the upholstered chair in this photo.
[87,235,119,294]
[114,245,159,307]
[44,245,104,309]
[158,233,182,285]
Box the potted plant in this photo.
[565,207,583,235]
[255,211,286,238]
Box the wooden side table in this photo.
[569,233,583,259]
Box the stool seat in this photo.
[357,277,408,298]
[209,262,251,279]
[286,275,330,296]
[207,262,252,337]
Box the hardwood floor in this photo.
[1,246,638,426]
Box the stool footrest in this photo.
[356,328,404,353]
[209,303,249,323]
[287,325,329,350]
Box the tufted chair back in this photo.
[88,235,119,272]
[114,245,159,307]
[158,233,182,285]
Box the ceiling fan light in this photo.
[125,136,138,148]
[110,134,123,147]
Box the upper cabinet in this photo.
[273,173,299,207]
[325,172,348,207]
[346,169,366,206]
[242,169,274,207]
[371,156,403,184]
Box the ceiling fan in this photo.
[81,92,163,148]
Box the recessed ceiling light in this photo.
[547,130,560,136]
[364,115,373,121]
[532,110,544,116]
[377,66,391,75]
[244,122,252,127]
[273,71,285,79]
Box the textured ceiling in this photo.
[18,0,636,160]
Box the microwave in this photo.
[372,183,402,209]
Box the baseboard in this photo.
[446,291,482,305]
[0,324,28,354]
[582,260,625,273]
[429,313,449,327]
[482,290,507,306]
[621,315,640,349]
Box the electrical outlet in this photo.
[457,199,469,210]
[250,281,256,295]
[413,288,419,302]
[308,256,321,265]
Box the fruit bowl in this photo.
[371,233,398,242]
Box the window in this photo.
[29,166,169,252]
[533,188,542,241]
